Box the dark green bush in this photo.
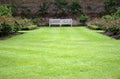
[20,6,31,17]
[14,21,21,33]
[38,1,50,15]
[55,0,68,8]
[0,22,13,35]
[54,0,68,15]
[69,0,82,14]
[0,5,12,17]
[104,0,117,14]
[80,15,89,25]
[113,7,120,20]
[105,26,120,35]
[102,15,113,21]
[87,6,92,10]
[10,4,19,15]
[32,18,41,25]
[45,22,49,26]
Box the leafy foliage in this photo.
[104,0,117,14]
[9,3,21,15]
[80,15,89,25]
[14,21,21,32]
[54,0,68,15]
[20,6,31,17]
[38,1,50,15]
[17,18,33,27]
[32,18,41,25]
[113,7,120,20]
[69,0,82,14]
[102,15,114,21]
[88,25,101,30]
[0,22,13,35]
[0,5,12,17]
[55,0,68,8]
[105,26,120,35]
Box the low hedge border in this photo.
[87,24,101,30]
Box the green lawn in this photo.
[0,27,120,79]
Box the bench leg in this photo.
[49,24,51,27]
[60,24,61,27]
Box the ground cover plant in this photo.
[0,27,120,79]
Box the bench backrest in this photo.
[49,19,72,24]
[61,19,72,24]
[49,19,72,26]
[49,19,61,24]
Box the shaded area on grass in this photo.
[0,32,24,40]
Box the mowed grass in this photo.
[0,27,120,79]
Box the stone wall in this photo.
[0,0,106,5]
[0,0,106,14]
[20,0,106,4]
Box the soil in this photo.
[0,32,23,40]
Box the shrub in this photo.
[54,0,68,15]
[102,15,114,21]
[0,16,16,36]
[0,5,12,17]
[105,26,120,35]
[88,25,101,30]
[80,15,89,25]
[10,4,19,15]
[38,1,50,15]
[14,21,21,33]
[32,18,41,25]
[87,6,92,10]
[113,7,120,20]
[17,18,33,27]
[55,0,68,8]
[101,20,120,36]
[13,18,36,31]
[45,22,49,26]
[0,16,15,23]
[22,25,37,30]
[102,20,120,28]
[89,17,120,29]
[0,22,13,35]
[69,0,82,14]
[89,18,104,27]
[20,6,31,17]
[104,0,117,14]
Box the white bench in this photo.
[49,19,72,27]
